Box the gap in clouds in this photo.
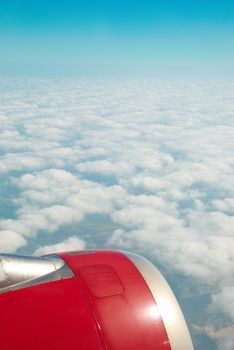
[17,213,121,256]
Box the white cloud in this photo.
[212,286,234,322]
[218,335,234,350]
[130,175,168,192]
[212,198,234,214]
[0,230,26,253]
[34,235,86,256]
[0,168,127,238]
[76,159,133,177]
[0,153,46,173]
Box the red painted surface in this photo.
[0,250,172,350]
[0,277,104,350]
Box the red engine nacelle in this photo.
[0,250,194,350]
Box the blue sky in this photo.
[0,0,233,78]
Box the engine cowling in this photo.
[0,250,194,350]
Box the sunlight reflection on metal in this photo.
[147,304,161,320]
[124,251,194,350]
[157,297,177,326]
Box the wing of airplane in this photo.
[0,250,194,350]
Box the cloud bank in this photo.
[0,78,233,348]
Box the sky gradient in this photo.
[0,0,233,78]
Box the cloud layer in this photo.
[0,78,233,349]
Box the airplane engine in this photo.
[0,250,194,350]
